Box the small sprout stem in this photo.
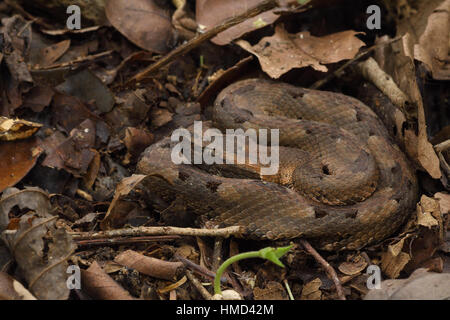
[213,245,293,295]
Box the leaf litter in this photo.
[0,0,448,301]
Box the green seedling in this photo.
[214,244,293,295]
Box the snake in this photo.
[137,79,418,251]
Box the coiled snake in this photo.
[137,79,418,250]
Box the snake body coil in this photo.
[138,79,418,250]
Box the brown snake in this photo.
[137,79,418,251]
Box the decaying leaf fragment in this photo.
[0,188,77,300]
[0,117,42,141]
[380,238,411,279]
[300,277,322,300]
[0,272,36,300]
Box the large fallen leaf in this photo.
[0,138,42,193]
[196,0,288,45]
[55,69,115,113]
[1,187,76,300]
[237,25,365,78]
[106,0,172,54]
[364,268,450,300]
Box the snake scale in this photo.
[137,79,418,250]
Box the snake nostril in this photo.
[314,209,328,219]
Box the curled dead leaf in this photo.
[81,261,134,300]
[114,249,185,281]
[0,187,77,300]
[0,117,42,141]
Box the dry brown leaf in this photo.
[374,35,441,179]
[391,0,450,80]
[100,174,148,230]
[417,195,440,228]
[22,86,54,113]
[0,187,76,300]
[158,276,187,294]
[338,255,368,276]
[300,277,322,300]
[196,0,287,45]
[123,127,154,164]
[81,261,134,300]
[106,0,172,54]
[114,249,185,281]
[381,238,411,279]
[38,40,71,67]
[0,117,42,141]
[365,268,450,300]
[374,2,445,179]
[150,108,174,128]
[237,25,365,78]
[0,272,36,300]
[0,138,42,193]
[173,0,197,40]
[435,192,450,215]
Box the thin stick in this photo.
[127,0,279,85]
[70,226,242,240]
[75,235,180,247]
[185,269,213,300]
[300,239,346,300]
[284,279,295,300]
[212,238,224,272]
[310,36,402,90]
[174,254,225,283]
[32,50,114,70]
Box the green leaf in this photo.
[258,245,293,268]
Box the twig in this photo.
[75,235,180,247]
[126,0,279,85]
[299,239,346,300]
[356,57,409,109]
[70,226,242,240]
[32,50,114,70]
[310,36,402,90]
[175,254,226,283]
[185,269,213,300]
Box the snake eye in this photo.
[321,165,331,175]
